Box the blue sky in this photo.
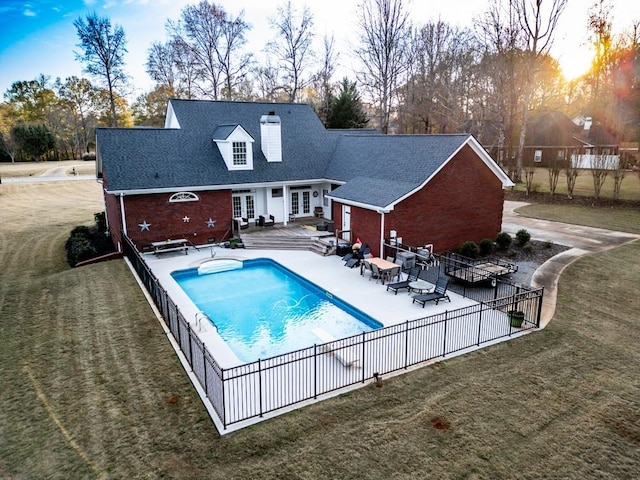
[1,0,638,100]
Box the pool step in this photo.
[241,235,334,256]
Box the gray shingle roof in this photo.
[98,99,489,208]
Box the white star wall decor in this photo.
[206,218,215,228]
[182,216,190,223]
[138,220,151,231]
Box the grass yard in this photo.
[512,167,640,202]
[515,203,640,235]
[0,160,95,178]
[1,181,639,479]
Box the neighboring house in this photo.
[501,110,620,169]
[96,99,513,256]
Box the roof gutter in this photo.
[106,178,336,196]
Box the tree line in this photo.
[1,0,638,177]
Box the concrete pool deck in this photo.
[143,246,478,368]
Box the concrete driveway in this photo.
[502,201,640,327]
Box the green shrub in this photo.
[544,240,554,249]
[495,232,512,250]
[94,211,107,232]
[458,241,480,259]
[66,236,97,266]
[65,211,115,266]
[515,229,531,246]
[523,243,534,253]
[479,238,494,255]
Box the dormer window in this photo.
[233,142,247,165]
[212,124,254,171]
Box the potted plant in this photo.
[508,310,525,328]
[229,237,240,249]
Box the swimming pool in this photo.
[171,258,382,363]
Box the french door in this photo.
[289,190,310,218]
[232,192,255,220]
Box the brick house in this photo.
[494,110,620,170]
[96,99,513,256]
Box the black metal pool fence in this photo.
[123,234,543,430]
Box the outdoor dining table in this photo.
[362,257,399,284]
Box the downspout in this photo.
[379,211,385,258]
[119,193,127,252]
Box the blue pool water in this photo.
[171,258,382,363]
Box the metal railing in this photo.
[123,234,543,430]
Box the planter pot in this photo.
[508,310,525,328]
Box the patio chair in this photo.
[412,277,450,307]
[386,266,420,295]
[233,217,249,230]
[369,263,381,282]
[381,266,402,284]
[259,214,275,227]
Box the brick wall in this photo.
[387,144,504,252]
[104,192,123,250]
[333,144,505,255]
[121,190,233,249]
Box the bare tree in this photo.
[169,1,251,100]
[219,12,253,99]
[355,0,411,133]
[513,0,568,181]
[146,41,179,92]
[586,0,614,117]
[74,12,127,127]
[266,1,315,102]
[314,35,338,125]
[611,157,627,201]
[590,149,612,200]
[564,163,581,199]
[473,1,525,174]
[547,151,565,195]
[170,38,199,99]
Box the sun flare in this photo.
[557,46,594,81]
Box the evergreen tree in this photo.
[326,78,369,129]
[11,123,56,161]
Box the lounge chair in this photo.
[412,277,450,307]
[312,328,360,367]
[386,266,420,295]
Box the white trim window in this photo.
[534,150,543,163]
[169,192,199,203]
[233,142,247,166]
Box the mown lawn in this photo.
[511,166,640,202]
[515,203,640,235]
[1,181,639,479]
